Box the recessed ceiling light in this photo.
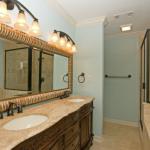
[120,24,132,32]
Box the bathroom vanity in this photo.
[0,97,94,150]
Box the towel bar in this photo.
[105,74,132,79]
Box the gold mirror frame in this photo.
[0,24,73,112]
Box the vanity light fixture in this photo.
[59,36,66,47]
[0,1,10,23]
[0,0,77,54]
[29,19,40,36]
[120,24,132,32]
[0,0,41,36]
[71,45,77,53]
[66,41,72,49]
[49,30,77,53]
[14,10,28,32]
[49,31,60,43]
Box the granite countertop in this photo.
[143,103,150,140]
[0,96,94,150]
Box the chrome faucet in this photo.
[7,102,23,116]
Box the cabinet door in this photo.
[43,138,64,150]
[65,135,80,150]
[80,113,92,148]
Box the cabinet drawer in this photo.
[65,122,80,145]
[65,135,80,150]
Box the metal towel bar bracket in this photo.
[105,74,132,79]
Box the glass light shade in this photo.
[72,45,77,53]
[14,11,29,32]
[66,41,72,49]
[59,36,66,47]
[29,20,40,37]
[0,1,11,23]
[49,32,60,43]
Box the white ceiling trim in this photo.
[76,16,106,27]
[55,0,106,27]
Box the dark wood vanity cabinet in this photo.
[80,114,92,149]
[13,102,94,150]
[43,137,64,150]
[80,104,93,149]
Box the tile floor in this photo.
[91,122,142,150]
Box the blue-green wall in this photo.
[53,55,68,90]
[74,23,104,136]
[104,33,140,123]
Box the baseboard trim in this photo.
[104,118,139,127]
[94,136,103,143]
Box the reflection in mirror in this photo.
[0,38,69,101]
[32,51,68,93]
[53,55,68,90]
[32,48,40,93]
[5,47,29,91]
[1,38,29,100]
[40,52,54,92]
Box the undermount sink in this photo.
[3,115,48,131]
[68,99,85,103]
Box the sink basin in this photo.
[3,115,48,131]
[68,99,85,103]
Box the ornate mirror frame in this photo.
[0,24,73,112]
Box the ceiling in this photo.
[56,0,150,35]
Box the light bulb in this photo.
[29,19,40,37]
[0,1,11,23]
[59,37,66,47]
[14,10,29,32]
[66,41,72,49]
[72,45,77,53]
[49,32,60,43]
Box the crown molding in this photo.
[50,1,106,27]
[50,0,76,26]
[76,16,106,27]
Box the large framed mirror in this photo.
[0,25,72,102]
